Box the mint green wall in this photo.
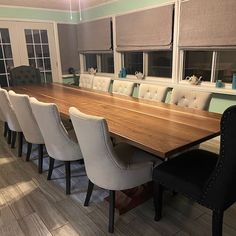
[0,7,79,23]
[82,0,171,21]
[0,0,170,23]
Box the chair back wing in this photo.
[79,74,94,89]
[69,107,130,189]
[112,80,135,96]
[30,98,82,161]
[10,65,41,86]
[0,106,6,122]
[92,76,111,92]
[9,91,44,144]
[202,105,236,210]
[138,84,168,102]
[170,88,212,110]
[0,89,21,132]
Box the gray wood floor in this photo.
[0,130,236,236]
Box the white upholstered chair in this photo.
[30,98,83,194]
[69,107,161,233]
[92,76,111,92]
[112,80,135,96]
[0,105,8,138]
[138,84,168,102]
[9,91,45,173]
[79,74,94,89]
[0,88,23,156]
[170,88,212,111]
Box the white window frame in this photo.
[179,48,236,89]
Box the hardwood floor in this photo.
[0,130,236,236]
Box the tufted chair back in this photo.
[92,76,111,92]
[202,105,236,210]
[30,98,82,161]
[0,88,21,132]
[79,74,94,89]
[9,91,44,144]
[10,65,41,86]
[112,80,135,96]
[170,88,212,110]
[138,84,168,102]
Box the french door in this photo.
[0,21,60,87]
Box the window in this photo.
[25,29,52,83]
[148,51,172,78]
[0,28,14,87]
[122,51,173,78]
[101,53,114,73]
[85,54,97,71]
[215,51,236,83]
[182,50,236,84]
[123,52,143,75]
[183,51,213,82]
[84,53,114,73]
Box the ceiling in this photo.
[0,0,115,11]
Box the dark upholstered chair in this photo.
[10,65,41,86]
[153,105,236,236]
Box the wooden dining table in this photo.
[10,83,221,160]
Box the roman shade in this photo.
[77,18,112,53]
[58,24,79,74]
[179,0,236,48]
[115,4,174,52]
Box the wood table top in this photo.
[10,83,221,159]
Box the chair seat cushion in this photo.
[153,149,218,200]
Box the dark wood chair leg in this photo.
[65,161,71,195]
[108,190,115,233]
[153,182,163,221]
[26,143,32,161]
[47,157,55,180]
[7,130,12,144]
[18,132,23,157]
[11,131,17,148]
[212,210,223,236]
[84,180,94,206]
[4,122,8,137]
[38,144,44,174]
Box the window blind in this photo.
[58,24,79,73]
[77,18,112,53]
[116,4,174,52]
[179,0,236,48]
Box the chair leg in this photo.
[38,144,44,174]
[84,180,94,206]
[108,190,115,233]
[153,182,163,221]
[65,161,71,195]
[4,122,8,137]
[212,210,223,236]
[7,129,11,144]
[26,143,32,161]
[47,157,55,180]
[17,132,23,157]
[11,131,17,148]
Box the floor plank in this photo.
[0,124,235,236]
[18,212,52,236]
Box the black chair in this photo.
[153,105,236,236]
[10,65,41,86]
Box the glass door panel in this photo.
[24,29,52,83]
[0,28,14,87]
